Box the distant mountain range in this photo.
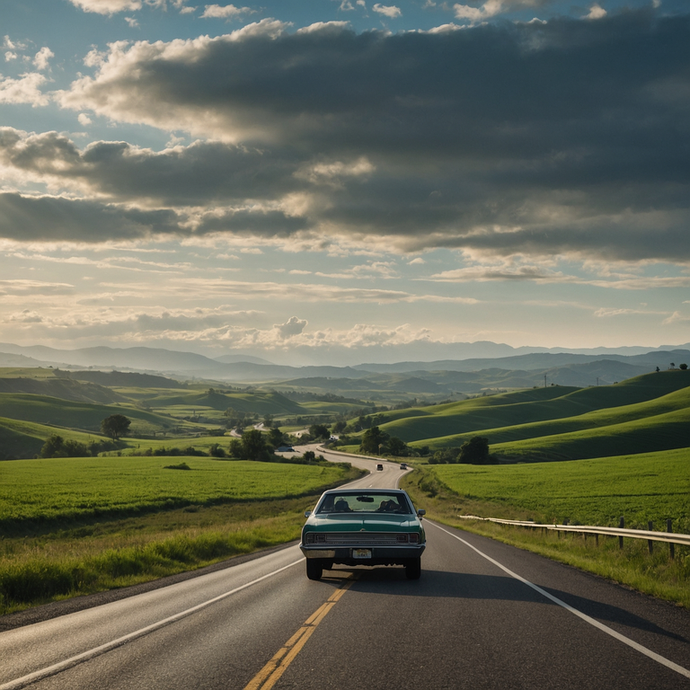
[0,342,688,395]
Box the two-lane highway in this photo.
[1,451,688,689]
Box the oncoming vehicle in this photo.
[376,463,384,471]
[400,463,407,470]
[300,488,426,581]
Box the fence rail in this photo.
[458,515,690,551]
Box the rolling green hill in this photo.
[380,371,690,461]
[0,371,125,404]
[414,385,690,450]
[0,393,192,436]
[0,417,111,460]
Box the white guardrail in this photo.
[457,515,690,555]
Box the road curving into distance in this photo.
[1,448,688,690]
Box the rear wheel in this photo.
[306,559,323,581]
[405,557,421,580]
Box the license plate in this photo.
[353,548,372,559]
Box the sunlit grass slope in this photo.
[147,388,305,414]
[381,371,690,460]
[0,456,347,528]
[0,416,112,460]
[412,385,690,454]
[0,393,198,436]
[0,457,359,613]
[423,447,690,530]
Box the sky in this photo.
[0,0,689,366]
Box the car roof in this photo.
[321,488,406,495]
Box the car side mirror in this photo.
[417,509,426,518]
[304,510,312,518]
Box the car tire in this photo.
[306,559,323,581]
[405,557,421,580]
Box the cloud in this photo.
[453,1,504,23]
[372,4,402,19]
[0,280,74,296]
[594,307,655,318]
[33,47,54,71]
[9,309,44,323]
[69,0,143,14]
[0,192,182,242]
[68,0,189,14]
[3,11,685,267]
[0,73,50,106]
[584,3,607,21]
[274,316,307,338]
[201,4,253,19]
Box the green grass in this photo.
[0,393,199,436]
[426,448,690,530]
[0,500,314,614]
[402,448,690,607]
[0,456,362,613]
[0,456,349,528]
[375,371,690,462]
[416,385,690,450]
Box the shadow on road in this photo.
[321,566,687,643]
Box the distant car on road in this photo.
[400,463,407,470]
[376,463,384,471]
[300,488,426,580]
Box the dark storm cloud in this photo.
[0,130,301,205]
[0,193,182,242]
[22,11,690,259]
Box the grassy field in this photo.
[374,371,690,461]
[0,456,360,613]
[403,448,690,607]
[426,448,690,530]
[0,456,349,527]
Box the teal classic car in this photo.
[300,488,426,580]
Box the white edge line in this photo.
[429,522,690,680]
[0,559,303,690]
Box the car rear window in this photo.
[317,493,412,514]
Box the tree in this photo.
[680,363,688,370]
[228,439,243,458]
[458,436,494,465]
[268,427,285,448]
[309,424,330,440]
[40,435,89,458]
[41,435,67,458]
[100,414,131,440]
[360,426,388,454]
[209,443,226,458]
[241,429,269,461]
[263,414,274,428]
[388,437,409,457]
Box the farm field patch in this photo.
[0,456,349,527]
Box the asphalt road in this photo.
[1,452,688,690]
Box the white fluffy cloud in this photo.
[0,73,50,106]
[201,4,253,19]
[69,0,143,14]
[33,47,54,71]
[372,4,402,19]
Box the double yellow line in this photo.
[243,575,356,690]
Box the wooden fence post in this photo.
[668,519,675,560]
[619,517,624,549]
[648,521,654,555]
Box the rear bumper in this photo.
[300,543,425,566]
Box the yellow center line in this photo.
[243,575,357,690]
